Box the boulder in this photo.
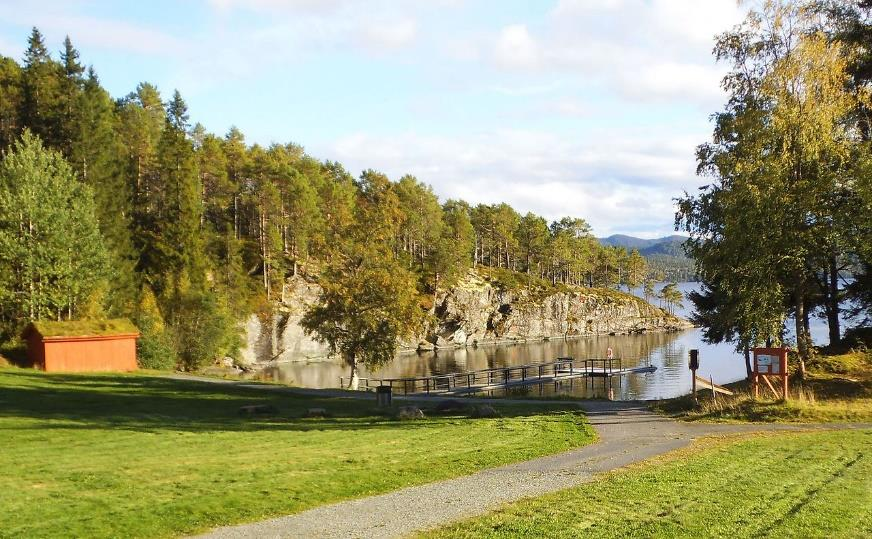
[305,407,328,418]
[434,336,451,348]
[238,404,278,416]
[434,399,468,413]
[417,340,436,352]
[396,406,425,420]
[469,404,500,419]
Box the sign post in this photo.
[752,347,789,400]
[689,349,699,404]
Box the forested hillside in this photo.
[599,234,696,282]
[0,28,664,370]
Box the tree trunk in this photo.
[346,355,360,390]
[794,288,808,378]
[744,346,752,380]
[827,256,840,346]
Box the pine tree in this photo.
[117,82,165,248]
[71,68,139,314]
[20,28,63,150]
[149,92,205,295]
[167,89,189,132]
[58,36,84,157]
[0,55,23,151]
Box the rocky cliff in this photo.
[237,270,692,367]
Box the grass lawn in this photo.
[654,350,872,423]
[422,429,872,538]
[0,369,594,538]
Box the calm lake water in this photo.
[260,282,842,400]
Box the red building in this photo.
[24,319,140,372]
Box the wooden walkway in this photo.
[341,357,656,396]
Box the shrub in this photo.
[170,290,240,371]
[136,325,176,370]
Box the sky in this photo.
[0,0,750,238]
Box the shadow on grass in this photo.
[0,370,579,434]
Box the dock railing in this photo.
[340,357,625,395]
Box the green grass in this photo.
[654,350,872,423]
[422,430,872,538]
[0,369,594,538]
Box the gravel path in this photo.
[189,387,871,539]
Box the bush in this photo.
[135,286,176,370]
[170,290,240,371]
[136,327,176,370]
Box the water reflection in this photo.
[261,281,855,400]
[260,324,750,401]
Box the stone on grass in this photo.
[238,404,278,416]
[397,406,425,420]
[469,404,500,418]
[305,407,329,418]
[434,399,467,413]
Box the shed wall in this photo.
[43,337,137,372]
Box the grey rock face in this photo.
[237,277,332,366]
[237,272,691,366]
[428,272,691,349]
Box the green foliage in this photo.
[677,1,872,367]
[303,173,427,380]
[479,266,570,297]
[659,282,684,315]
[134,285,175,370]
[20,28,63,149]
[1,28,682,369]
[0,55,22,150]
[0,130,108,336]
[73,68,138,315]
[169,289,239,371]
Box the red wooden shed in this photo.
[23,319,140,372]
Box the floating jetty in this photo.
[341,357,656,396]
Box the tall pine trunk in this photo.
[744,346,752,380]
[827,257,840,345]
[794,283,808,379]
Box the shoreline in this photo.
[246,321,696,370]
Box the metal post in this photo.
[689,349,699,404]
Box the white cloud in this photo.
[617,62,726,103]
[358,18,417,50]
[325,129,697,237]
[494,24,539,69]
[207,0,347,14]
[543,97,589,117]
[482,0,746,107]
[0,7,184,56]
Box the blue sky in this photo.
[0,0,748,238]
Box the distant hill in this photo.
[599,234,695,281]
[599,234,688,256]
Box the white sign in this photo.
[756,354,781,374]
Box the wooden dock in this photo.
[341,357,656,396]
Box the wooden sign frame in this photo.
[752,347,789,400]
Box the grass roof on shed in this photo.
[29,319,139,338]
